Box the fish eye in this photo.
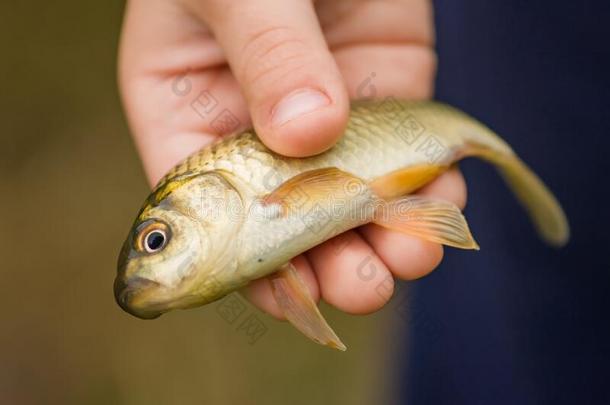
[144,230,167,253]
[136,221,171,254]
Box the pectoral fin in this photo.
[270,262,346,351]
[262,167,368,216]
[373,196,479,250]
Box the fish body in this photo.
[115,100,568,349]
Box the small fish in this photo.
[114,100,569,350]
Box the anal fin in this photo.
[373,196,479,250]
[270,262,346,351]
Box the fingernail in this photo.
[271,88,330,127]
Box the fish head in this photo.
[114,172,244,319]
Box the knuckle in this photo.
[239,25,314,87]
[404,48,437,99]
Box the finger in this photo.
[417,166,467,209]
[318,0,435,100]
[123,69,248,184]
[317,0,434,48]
[360,226,443,281]
[191,0,350,157]
[360,168,468,280]
[242,255,318,320]
[334,44,436,100]
[119,0,249,185]
[307,231,394,314]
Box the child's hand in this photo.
[119,0,466,317]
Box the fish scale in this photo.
[116,100,568,350]
[145,99,536,283]
[158,101,498,197]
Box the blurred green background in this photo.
[0,2,400,404]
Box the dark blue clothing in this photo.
[398,1,610,404]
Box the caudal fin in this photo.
[464,144,569,247]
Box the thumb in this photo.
[195,0,349,157]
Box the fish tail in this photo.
[427,102,569,246]
[459,137,569,247]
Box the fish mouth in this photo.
[114,276,163,319]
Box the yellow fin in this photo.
[373,196,480,250]
[369,164,448,199]
[462,144,569,247]
[270,262,346,351]
[262,168,368,215]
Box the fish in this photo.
[114,100,569,350]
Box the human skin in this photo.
[118,0,467,318]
